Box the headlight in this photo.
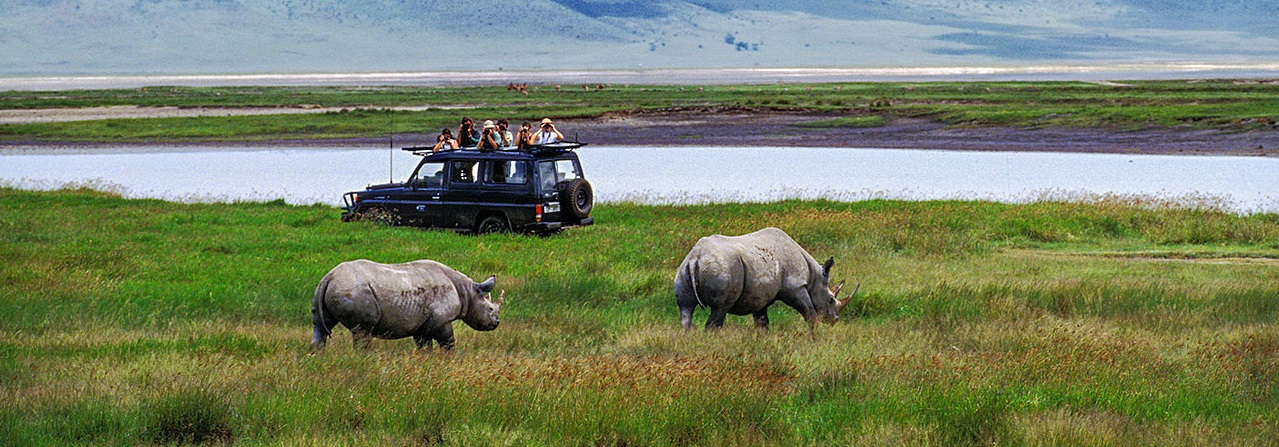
[544,202,561,213]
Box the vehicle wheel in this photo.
[357,207,397,225]
[561,178,593,220]
[476,215,510,234]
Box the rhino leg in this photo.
[430,324,456,351]
[704,308,728,331]
[351,327,373,350]
[679,305,696,330]
[752,309,770,331]
[413,334,434,350]
[674,267,700,330]
[310,321,335,352]
[311,288,338,352]
[310,328,329,352]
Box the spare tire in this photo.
[561,178,593,220]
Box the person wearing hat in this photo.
[432,127,458,152]
[529,118,564,146]
[477,120,501,151]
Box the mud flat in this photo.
[4,108,1278,157]
[563,110,1279,156]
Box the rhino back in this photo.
[322,260,463,339]
[689,228,822,313]
[683,238,747,308]
[730,228,816,283]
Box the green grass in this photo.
[2,187,1278,445]
[2,80,1277,143]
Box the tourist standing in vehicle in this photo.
[496,119,514,148]
[516,121,534,150]
[477,121,501,151]
[432,128,458,152]
[457,116,481,148]
[529,118,564,145]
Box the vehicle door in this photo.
[441,158,484,229]
[479,158,535,225]
[535,157,582,194]
[400,161,448,226]
[534,157,583,221]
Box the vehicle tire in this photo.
[561,178,593,220]
[357,207,397,225]
[476,215,510,234]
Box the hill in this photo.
[2,0,1277,75]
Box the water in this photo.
[2,146,1276,213]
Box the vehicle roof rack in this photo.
[527,141,587,154]
[401,141,587,157]
[402,145,439,156]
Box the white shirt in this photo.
[534,130,560,145]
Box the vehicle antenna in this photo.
[389,114,395,183]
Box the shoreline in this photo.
[4,109,1277,157]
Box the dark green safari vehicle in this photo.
[341,142,594,234]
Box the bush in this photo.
[146,390,235,445]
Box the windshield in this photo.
[537,159,579,191]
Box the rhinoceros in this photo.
[311,259,503,351]
[674,227,857,330]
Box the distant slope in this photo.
[2,0,1276,75]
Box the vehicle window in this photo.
[414,162,445,189]
[537,159,580,191]
[451,160,479,184]
[486,160,528,185]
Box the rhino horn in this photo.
[496,290,506,305]
[836,283,860,314]
[832,280,845,297]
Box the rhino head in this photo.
[811,257,858,325]
[462,275,504,331]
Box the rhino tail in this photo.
[686,258,706,309]
[312,272,335,339]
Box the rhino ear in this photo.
[822,257,835,278]
[476,275,496,294]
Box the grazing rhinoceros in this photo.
[311,259,503,351]
[674,227,857,330]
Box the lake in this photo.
[2,146,1276,213]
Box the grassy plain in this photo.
[2,80,1278,142]
[2,187,1278,445]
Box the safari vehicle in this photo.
[341,142,594,234]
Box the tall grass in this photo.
[2,187,1278,445]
